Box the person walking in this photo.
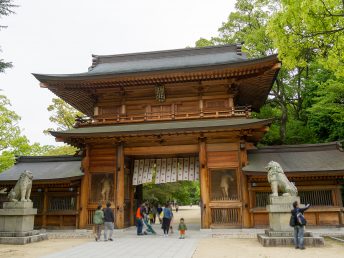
[157,204,163,224]
[178,218,187,239]
[162,203,173,237]
[103,202,114,241]
[291,201,310,250]
[151,205,157,224]
[136,203,145,235]
[93,204,104,241]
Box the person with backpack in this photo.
[291,201,310,250]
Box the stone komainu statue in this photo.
[7,170,33,202]
[266,161,298,197]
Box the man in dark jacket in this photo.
[291,201,310,249]
[103,202,114,241]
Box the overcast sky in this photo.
[0,0,234,146]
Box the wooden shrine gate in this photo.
[81,141,248,229]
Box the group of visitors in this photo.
[93,199,309,247]
[93,202,114,242]
[93,201,187,241]
[135,202,187,239]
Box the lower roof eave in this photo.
[50,118,273,139]
[0,176,83,185]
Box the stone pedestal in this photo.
[0,202,47,244]
[267,196,300,232]
[257,196,324,247]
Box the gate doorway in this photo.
[125,155,202,229]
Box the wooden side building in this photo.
[0,45,343,229]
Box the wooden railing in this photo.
[210,207,242,226]
[75,106,252,127]
[254,190,335,208]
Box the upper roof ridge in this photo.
[89,44,243,70]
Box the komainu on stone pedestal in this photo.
[7,170,33,202]
[0,170,48,244]
[266,161,297,197]
[257,161,324,247]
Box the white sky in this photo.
[0,0,234,146]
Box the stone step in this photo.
[0,233,48,245]
[264,230,313,237]
[0,230,40,237]
[257,234,324,247]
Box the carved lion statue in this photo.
[7,170,33,202]
[266,161,297,197]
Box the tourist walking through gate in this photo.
[291,201,310,249]
[162,203,173,237]
[93,204,104,241]
[103,202,114,241]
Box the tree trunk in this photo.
[280,103,288,144]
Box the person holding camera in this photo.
[291,201,310,250]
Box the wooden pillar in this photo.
[335,186,344,226]
[129,185,135,226]
[42,187,48,228]
[79,145,90,228]
[116,142,125,229]
[199,138,210,228]
[129,162,135,226]
[240,143,251,228]
[76,186,80,228]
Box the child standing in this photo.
[178,218,187,239]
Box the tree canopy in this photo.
[196,0,344,145]
[45,98,83,134]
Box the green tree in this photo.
[40,145,78,156]
[307,79,344,141]
[0,0,17,73]
[268,0,344,77]
[45,98,83,133]
[143,181,200,206]
[0,94,40,171]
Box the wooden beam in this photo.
[199,138,210,228]
[124,144,198,156]
[116,143,125,229]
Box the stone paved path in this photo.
[41,237,198,258]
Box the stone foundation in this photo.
[258,229,324,247]
[0,202,47,245]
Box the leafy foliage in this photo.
[268,0,344,77]
[143,181,200,206]
[0,95,40,171]
[45,98,83,133]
